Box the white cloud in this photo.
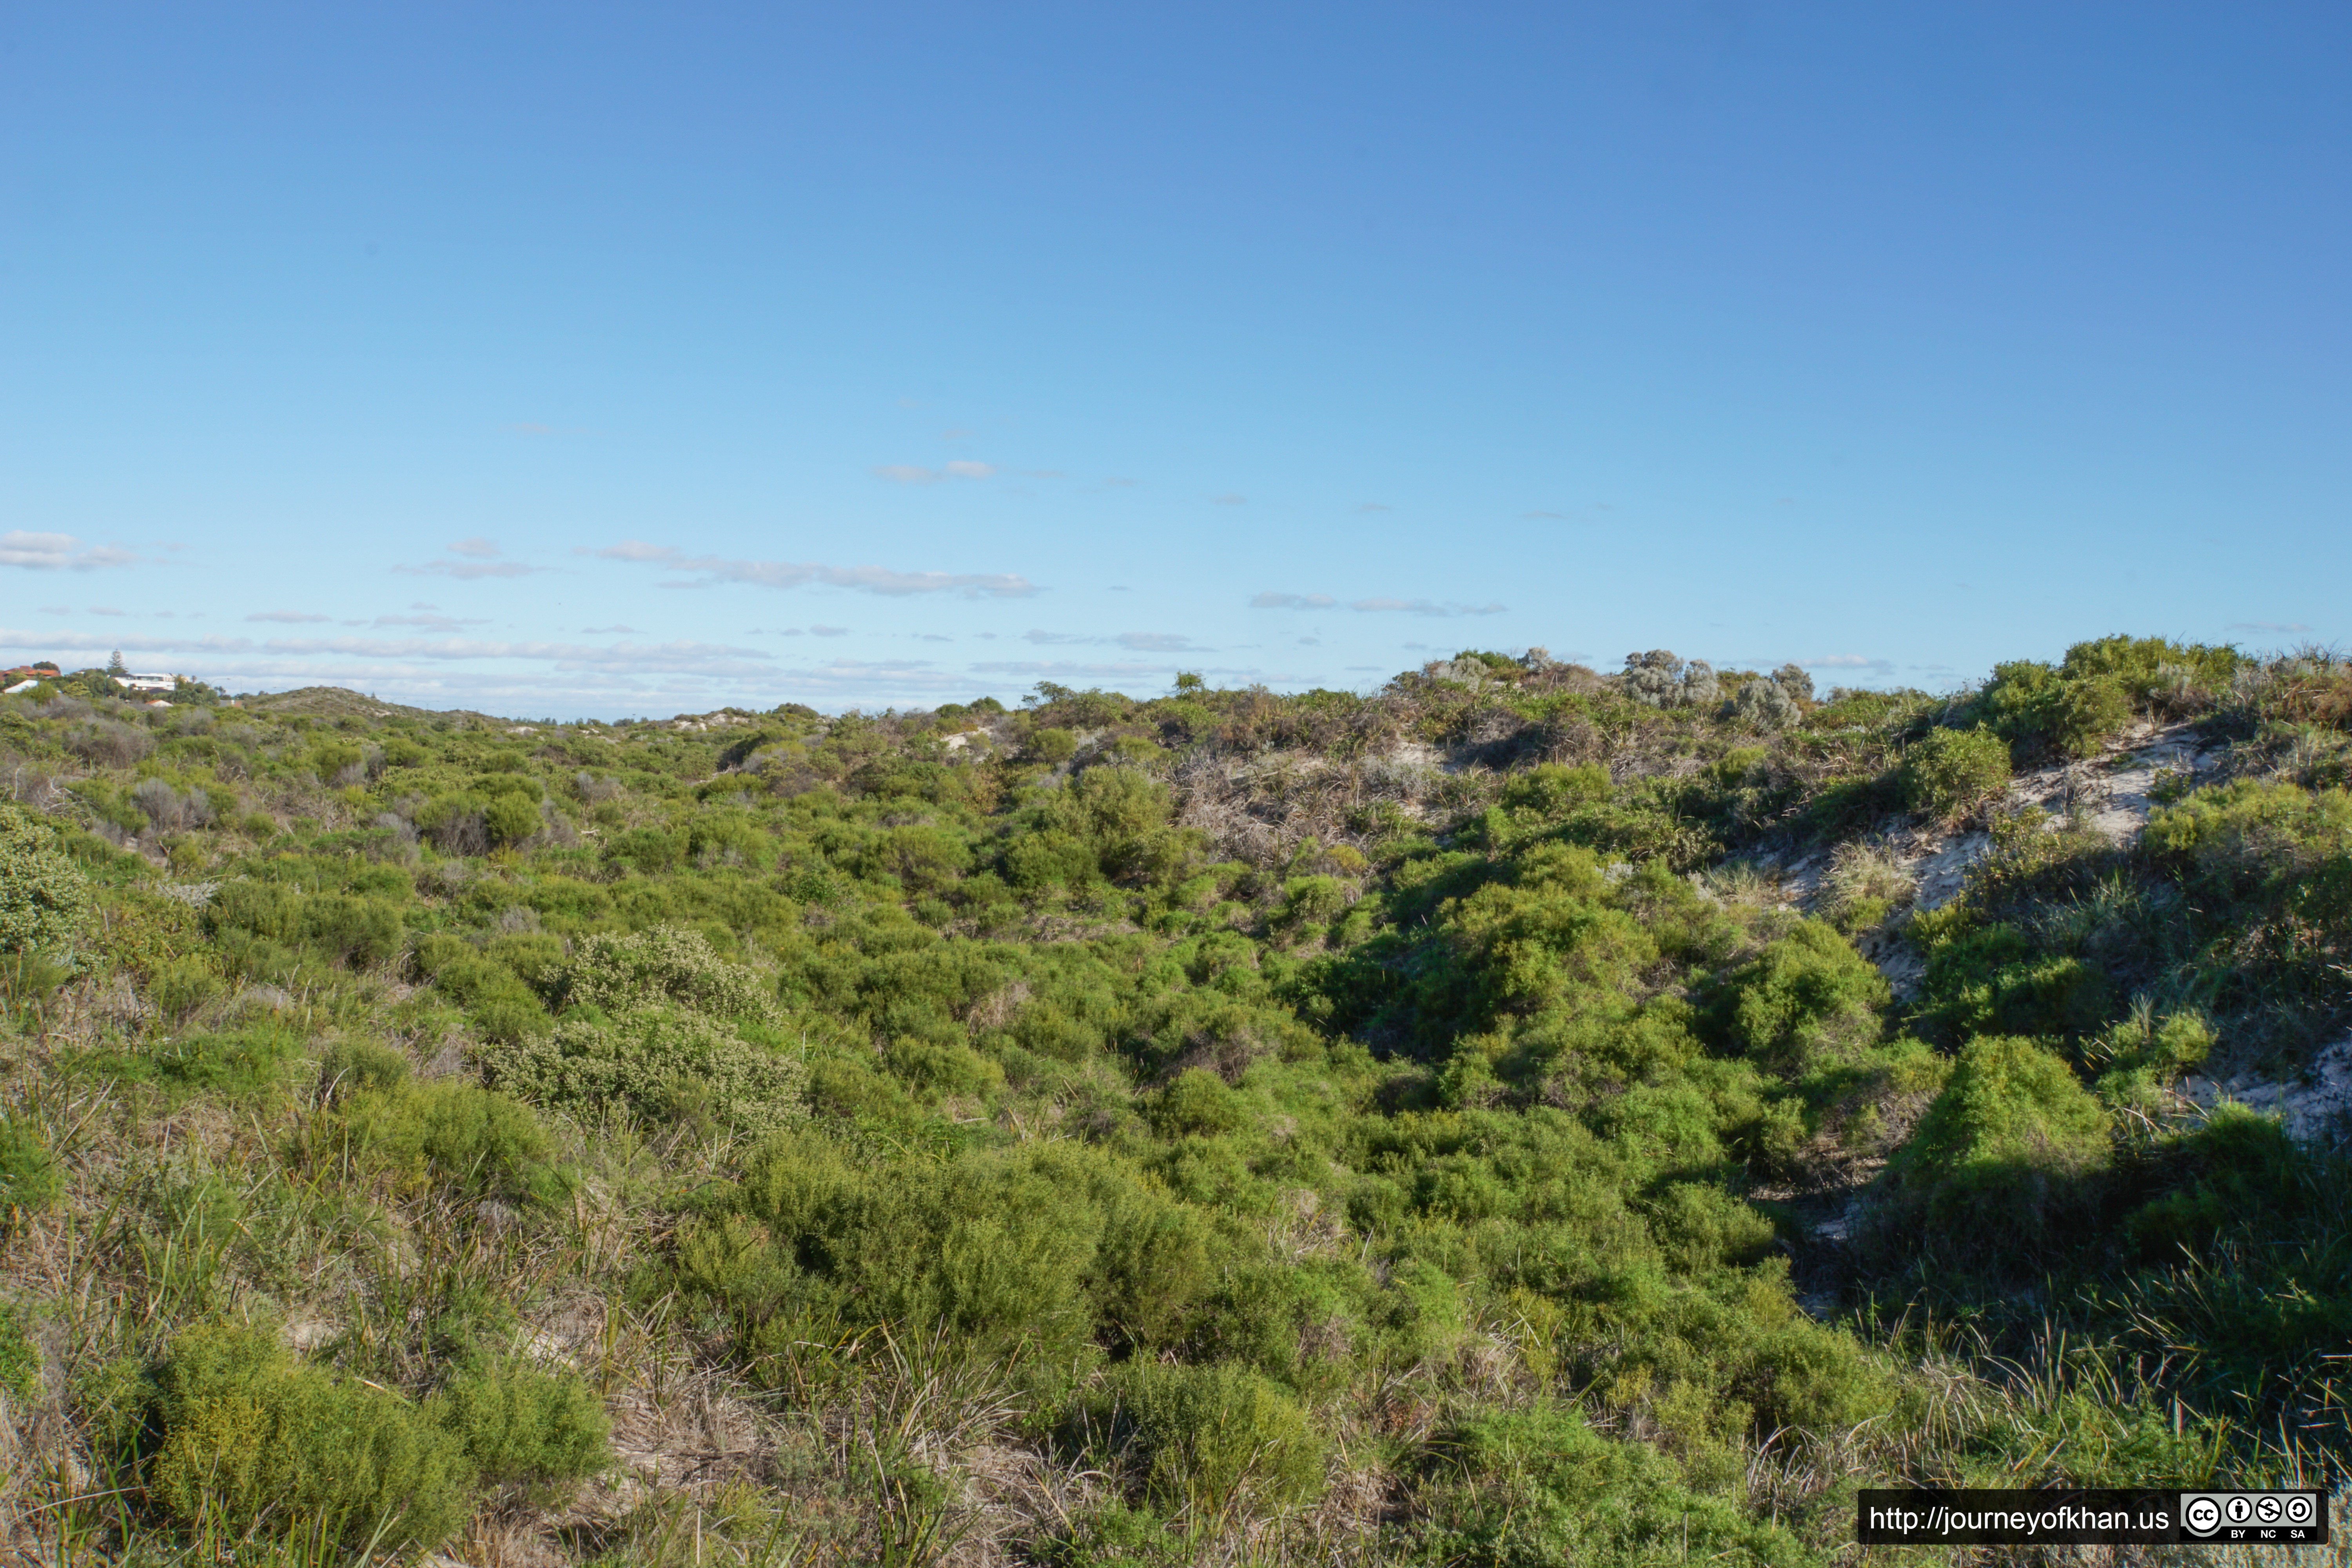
[873,460,996,484]
[1023,630,1208,653]
[1800,655,1896,674]
[448,536,502,559]
[1350,597,1508,617]
[2227,621,2314,634]
[1251,592,1504,617]
[89,606,126,617]
[0,626,772,677]
[811,626,849,637]
[247,610,331,624]
[0,531,136,571]
[969,659,1184,679]
[590,541,1036,598]
[396,558,537,581]
[582,624,640,635]
[1210,493,1246,506]
[370,613,489,632]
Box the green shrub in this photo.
[1902,726,2009,820]
[2087,1007,2212,1111]
[118,1025,305,1096]
[145,1322,472,1550]
[484,794,542,847]
[1273,875,1347,939]
[606,825,681,872]
[1004,829,1101,893]
[2051,675,2132,758]
[300,893,404,968]
[704,1136,1210,1356]
[1975,662,2135,762]
[1029,728,1079,765]
[1700,921,1888,1077]
[484,931,566,991]
[2062,634,2243,714]
[882,1034,1001,1099]
[207,880,303,944]
[1644,1181,1776,1272]
[2124,1103,2305,1258]
[1149,1069,1243,1138]
[1912,918,2112,1043]
[1410,1403,1810,1567]
[436,1356,610,1492]
[0,802,89,955]
[485,1007,808,1136]
[414,935,551,1042]
[1096,1360,1321,1519]
[1887,1035,2110,1250]
[333,1079,565,1204]
[309,740,365,780]
[317,1038,412,1100]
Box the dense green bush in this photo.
[2061,634,2243,714]
[0,802,88,955]
[1403,1402,1810,1566]
[331,1079,566,1204]
[1701,920,1889,1077]
[687,1132,1218,1359]
[142,1322,472,1550]
[1901,725,2009,820]
[484,793,543,847]
[1886,1035,2111,1252]
[414,934,552,1042]
[1092,1359,1322,1519]
[1971,651,2148,762]
[436,1356,611,1492]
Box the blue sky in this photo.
[3,3,2345,717]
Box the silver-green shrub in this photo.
[1621,650,1718,709]
[1733,676,1798,730]
[484,1006,808,1136]
[564,924,780,1024]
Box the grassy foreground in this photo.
[0,639,2346,1565]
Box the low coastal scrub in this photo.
[0,635,2343,1563]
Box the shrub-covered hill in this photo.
[0,639,2346,1566]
